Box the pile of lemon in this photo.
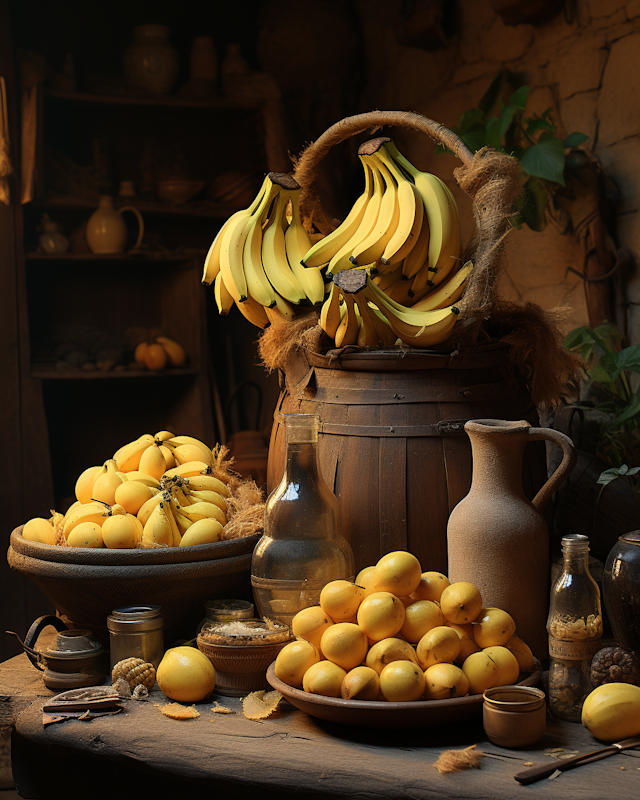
[274,551,534,702]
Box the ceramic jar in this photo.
[447,419,576,658]
[86,196,144,254]
[603,531,640,654]
[483,686,547,747]
[122,24,179,95]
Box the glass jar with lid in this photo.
[251,413,354,626]
[546,534,602,721]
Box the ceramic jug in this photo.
[446,419,576,658]
[86,196,144,254]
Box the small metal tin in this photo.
[107,605,164,670]
[483,685,547,748]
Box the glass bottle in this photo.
[546,534,602,721]
[251,413,354,626]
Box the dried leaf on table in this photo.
[158,703,200,720]
[211,701,235,714]
[242,690,282,720]
[433,744,483,774]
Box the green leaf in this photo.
[607,394,640,428]
[520,133,566,184]
[593,322,622,343]
[461,129,487,153]
[564,326,593,350]
[616,345,640,377]
[589,360,618,390]
[519,176,548,231]
[563,132,589,147]
[459,107,485,133]
[486,116,504,150]
[599,351,620,380]
[478,72,504,116]
[509,85,530,110]
[598,467,623,485]
[524,118,557,136]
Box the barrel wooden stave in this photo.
[267,347,544,575]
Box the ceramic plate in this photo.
[266,659,542,728]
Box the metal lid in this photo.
[107,605,164,632]
[619,531,640,545]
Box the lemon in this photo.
[291,606,334,650]
[355,565,376,597]
[66,522,104,548]
[179,518,223,546]
[22,517,55,545]
[372,551,422,597]
[302,661,347,697]
[473,607,516,648]
[365,637,419,676]
[446,621,481,663]
[483,645,520,686]
[320,580,365,621]
[379,661,425,702]
[423,663,469,700]
[341,666,380,700]
[416,625,461,669]
[461,650,499,694]
[157,646,215,702]
[274,640,320,688]
[440,581,483,624]
[411,571,450,603]
[357,592,405,642]
[320,623,368,671]
[505,636,534,671]
[102,514,139,549]
[400,600,444,643]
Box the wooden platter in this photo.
[266,659,543,729]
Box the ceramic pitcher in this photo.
[86,196,144,254]
[446,419,576,658]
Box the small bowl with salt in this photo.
[197,618,294,696]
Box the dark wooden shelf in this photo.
[25,251,205,263]
[31,366,200,380]
[45,88,265,112]
[26,195,239,219]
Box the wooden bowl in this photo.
[266,660,543,728]
[7,527,260,647]
[156,180,205,204]
[198,635,294,696]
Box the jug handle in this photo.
[527,427,577,513]
[118,206,144,250]
[23,615,68,670]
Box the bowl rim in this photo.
[10,526,260,566]
[266,658,543,716]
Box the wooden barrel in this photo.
[266,343,548,575]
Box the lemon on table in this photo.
[157,646,215,702]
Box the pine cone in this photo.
[590,646,640,687]
[111,657,156,691]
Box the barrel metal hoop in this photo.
[273,409,470,437]
[301,381,522,405]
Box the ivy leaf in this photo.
[564,326,593,350]
[461,129,487,153]
[563,132,589,147]
[607,394,640,428]
[509,85,530,110]
[598,467,624,485]
[616,345,640,377]
[524,118,557,136]
[520,132,566,185]
[598,351,620,380]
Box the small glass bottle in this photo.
[546,534,602,721]
[251,413,354,626]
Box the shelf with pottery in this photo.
[28,195,241,219]
[25,252,205,264]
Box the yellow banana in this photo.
[165,501,182,547]
[214,271,235,315]
[137,491,164,527]
[63,502,109,539]
[324,162,381,276]
[123,471,161,488]
[302,158,374,268]
[171,502,194,536]
[166,435,211,458]
[383,277,415,306]
[177,500,227,527]
[261,191,306,304]
[183,474,230,496]
[182,488,227,513]
[265,293,296,322]
[159,445,175,469]
[236,294,270,328]
[113,434,154,472]
[137,444,168,482]
[354,293,380,348]
[401,202,431,280]
[384,142,461,279]
[334,292,360,348]
[75,465,105,504]
[367,302,398,348]
[375,148,423,266]
[350,157,400,267]
[163,460,212,479]
[284,190,325,305]
[373,264,404,291]
[154,430,175,441]
[241,178,281,308]
[155,336,186,367]
[319,283,342,339]
[411,262,473,312]
[142,497,174,546]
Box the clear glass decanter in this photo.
[546,533,602,721]
[251,413,354,626]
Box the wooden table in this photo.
[2,652,639,800]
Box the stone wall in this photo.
[354,0,640,340]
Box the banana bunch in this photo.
[202,172,325,328]
[24,432,231,549]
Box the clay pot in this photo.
[446,419,576,658]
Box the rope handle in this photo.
[292,110,473,225]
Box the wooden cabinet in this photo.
[21,89,269,508]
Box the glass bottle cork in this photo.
[251,413,354,626]
[546,534,602,721]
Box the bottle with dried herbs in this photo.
[547,533,602,721]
